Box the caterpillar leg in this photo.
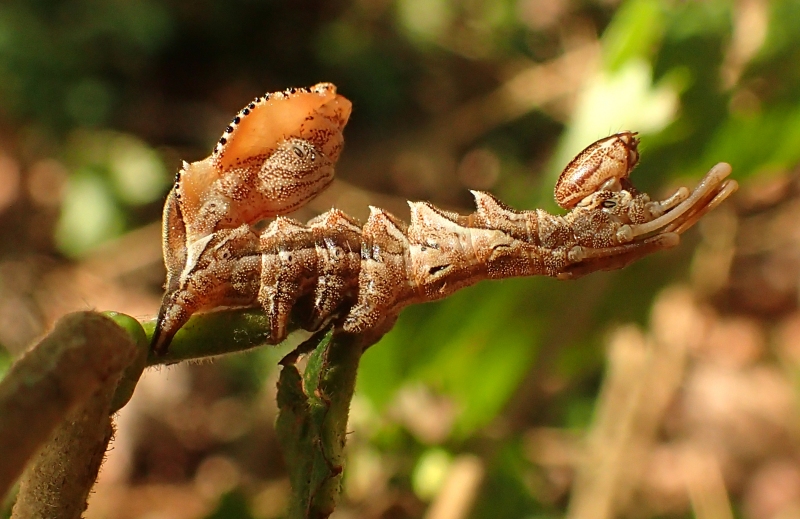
[259,219,317,344]
[629,163,736,238]
[559,163,737,280]
[558,233,681,280]
[307,209,363,331]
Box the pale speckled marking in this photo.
[173,82,351,247]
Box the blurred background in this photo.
[2,0,800,517]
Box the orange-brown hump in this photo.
[176,83,352,242]
[554,132,640,210]
[211,82,351,170]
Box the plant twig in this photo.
[142,308,296,366]
[276,330,368,519]
[0,312,137,500]
[10,381,117,519]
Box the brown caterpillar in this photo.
[152,122,737,354]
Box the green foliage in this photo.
[602,0,667,71]
[0,0,172,130]
[359,281,543,438]
[103,311,149,412]
[470,441,542,519]
[203,491,255,519]
[1,486,13,519]
[0,346,9,382]
[55,130,169,257]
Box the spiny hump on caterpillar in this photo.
[160,83,352,307]
[211,82,351,168]
[174,82,352,248]
[554,131,640,209]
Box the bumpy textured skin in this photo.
[153,109,736,354]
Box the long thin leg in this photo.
[650,186,689,215]
[629,163,733,238]
[666,179,738,234]
[559,233,680,280]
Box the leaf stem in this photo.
[276,330,369,519]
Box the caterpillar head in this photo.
[568,189,655,248]
[554,131,640,210]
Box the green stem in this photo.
[2,306,361,518]
[141,308,302,366]
[276,330,368,519]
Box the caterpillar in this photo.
[152,85,737,355]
